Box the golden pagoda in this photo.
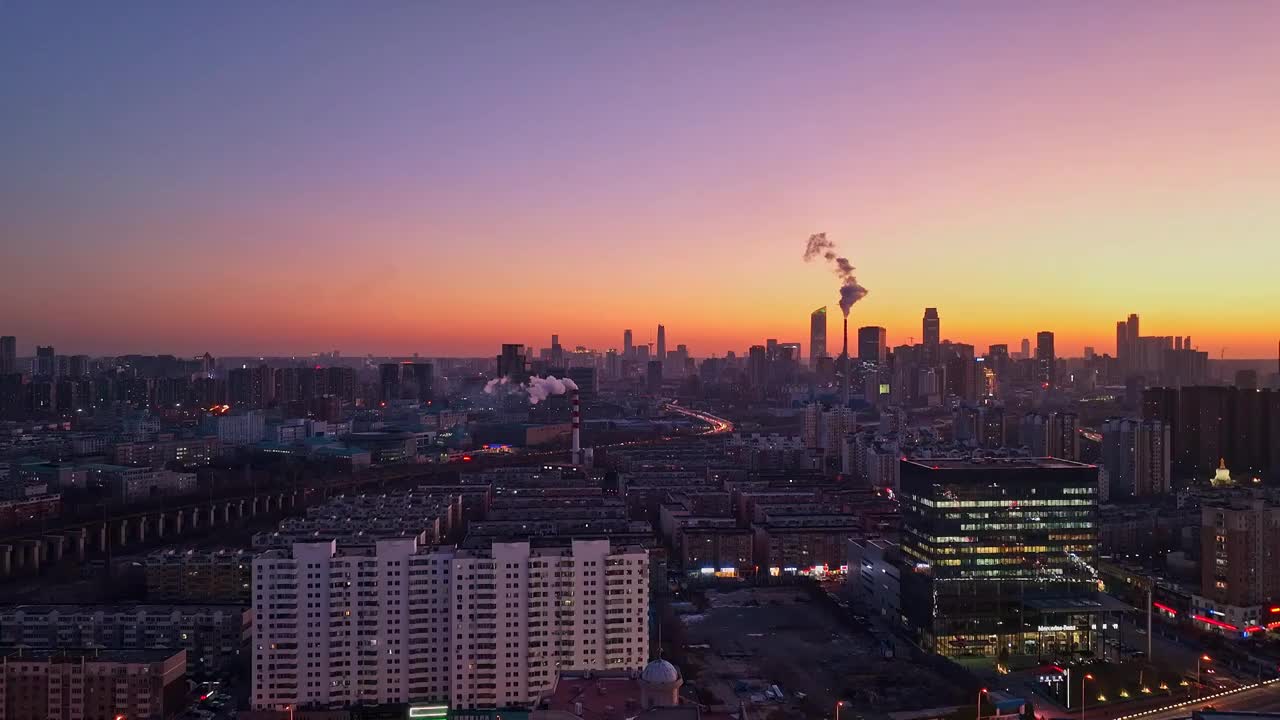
[1211,458,1234,487]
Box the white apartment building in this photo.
[252,537,648,711]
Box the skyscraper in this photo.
[922,308,940,362]
[809,307,827,368]
[549,334,564,367]
[0,336,15,375]
[857,326,887,364]
[1116,313,1140,374]
[1035,331,1056,386]
[35,346,55,378]
[1020,338,1031,359]
[623,329,633,359]
[747,345,768,388]
[656,324,666,361]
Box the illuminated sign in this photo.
[1192,614,1239,631]
[1036,625,1078,632]
[407,708,530,720]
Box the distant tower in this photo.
[550,334,564,367]
[858,326,887,364]
[1020,338,1031,359]
[0,336,15,375]
[656,324,666,361]
[1036,331,1056,386]
[809,307,827,368]
[923,308,940,363]
[623,329,634,359]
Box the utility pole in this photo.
[1152,579,1162,661]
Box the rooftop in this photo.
[1,603,248,615]
[903,457,1095,471]
[0,646,185,663]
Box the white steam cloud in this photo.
[483,375,578,405]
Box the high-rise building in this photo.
[899,458,1099,659]
[228,365,274,408]
[496,344,527,382]
[566,366,597,400]
[809,307,827,368]
[623,329,634,359]
[1019,338,1031,359]
[656,324,666,362]
[1201,498,1280,609]
[857,326,887,365]
[747,345,768,388]
[252,538,649,711]
[326,366,357,402]
[1143,386,1280,481]
[1035,331,1056,386]
[549,334,564,368]
[922,308,940,363]
[1100,418,1171,498]
[1019,411,1080,461]
[35,345,55,378]
[403,362,434,402]
[0,336,15,375]
[646,360,663,394]
[1235,369,1259,390]
[378,362,401,402]
[67,354,89,378]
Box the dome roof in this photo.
[640,658,681,684]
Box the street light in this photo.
[1082,674,1094,720]
[977,688,988,720]
[1197,655,1212,699]
[836,700,845,720]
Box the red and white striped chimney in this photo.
[571,388,581,455]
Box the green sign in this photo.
[406,707,530,720]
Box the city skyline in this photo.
[3,3,1279,358]
[1,306,1272,362]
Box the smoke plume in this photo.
[803,232,869,316]
[483,375,578,405]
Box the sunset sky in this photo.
[2,2,1277,359]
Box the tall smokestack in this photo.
[842,317,849,359]
[571,387,581,456]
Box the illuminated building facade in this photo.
[899,458,1101,659]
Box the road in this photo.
[663,402,734,434]
[1110,679,1280,720]
[1114,611,1248,686]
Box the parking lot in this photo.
[673,586,966,719]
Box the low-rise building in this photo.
[114,436,221,468]
[848,539,903,626]
[0,604,250,675]
[752,508,860,577]
[82,464,198,503]
[144,548,254,603]
[0,647,187,720]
